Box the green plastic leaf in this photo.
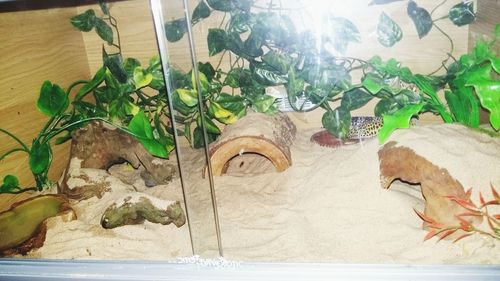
[465,65,500,130]
[216,93,246,118]
[326,16,361,54]
[197,62,216,82]
[197,113,221,134]
[341,88,374,110]
[377,12,402,47]
[378,103,424,143]
[192,1,211,23]
[262,50,290,75]
[176,89,199,107]
[98,0,109,15]
[207,0,234,12]
[192,126,218,149]
[165,18,187,42]
[250,61,288,86]
[362,73,384,94]
[95,18,113,45]
[228,12,251,33]
[54,132,72,145]
[133,67,153,89]
[209,101,237,124]
[70,9,96,32]
[449,2,475,27]
[128,111,168,158]
[251,95,276,114]
[407,0,432,39]
[76,67,106,100]
[224,68,252,88]
[191,71,210,93]
[29,140,51,175]
[322,107,351,139]
[207,28,227,56]
[1,175,19,192]
[374,98,400,116]
[37,81,69,117]
[103,48,128,83]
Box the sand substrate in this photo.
[28,124,500,264]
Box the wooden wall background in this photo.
[0,0,497,203]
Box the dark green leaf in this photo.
[322,107,351,139]
[1,175,19,192]
[95,18,113,45]
[192,1,211,23]
[70,9,96,32]
[224,68,252,88]
[377,12,403,47]
[124,58,141,76]
[449,2,475,27]
[193,126,218,148]
[341,88,374,110]
[76,66,106,100]
[197,62,216,82]
[37,81,69,117]
[407,0,432,38]
[374,98,400,116]
[55,132,72,145]
[29,140,51,175]
[98,0,109,15]
[103,48,128,83]
[228,12,251,33]
[207,28,227,56]
[197,114,221,134]
[250,61,288,86]
[206,0,234,11]
[165,18,187,42]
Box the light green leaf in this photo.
[133,67,153,89]
[362,73,384,94]
[176,89,199,107]
[128,111,168,158]
[378,103,424,143]
[465,65,500,130]
[76,67,106,100]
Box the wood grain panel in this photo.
[0,7,90,189]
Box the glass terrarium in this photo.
[0,0,499,279]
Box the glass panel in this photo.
[148,0,500,265]
[150,0,222,257]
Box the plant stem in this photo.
[0,128,29,152]
[66,80,89,96]
[428,23,455,76]
[0,147,29,161]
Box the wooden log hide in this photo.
[208,111,296,176]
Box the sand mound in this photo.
[28,124,500,263]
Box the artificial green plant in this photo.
[0,1,174,194]
[164,0,497,145]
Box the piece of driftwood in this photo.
[0,195,76,256]
[59,121,177,199]
[101,195,185,229]
[208,111,296,176]
[378,141,477,228]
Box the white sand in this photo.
[29,124,500,264]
